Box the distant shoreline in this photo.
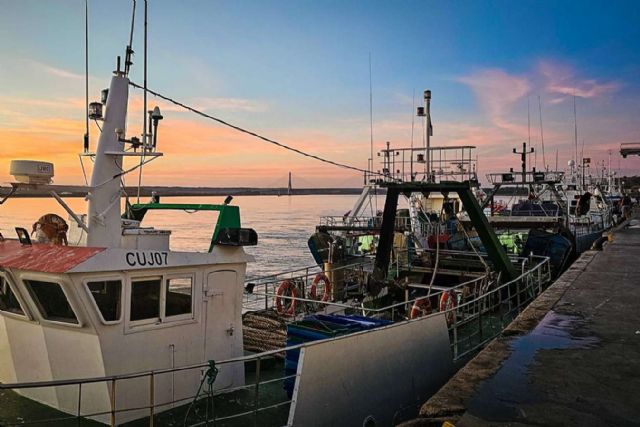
[0,185,380,198]
[0,185,529,198]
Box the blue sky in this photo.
[1,0,639,186]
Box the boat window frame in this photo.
[163,273,196,322]
[20,273,83,328]
[126,271,198,333]
[82,275,124,325]
[0,271,30,320]
[128,275,163,326]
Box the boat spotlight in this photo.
[151,106,163,148]
[88,102,103,120]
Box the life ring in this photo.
[439,290,457,325]
[275,280,298,316]
[310,273,332,302]
[410,297,432,319]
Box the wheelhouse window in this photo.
[0,275,24,315]
[166,277,193,317]
[130,278,161,321]
[25,279,78,324]
[129,275,194,325]
[87,280,122,322]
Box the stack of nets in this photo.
[242,310,287,358]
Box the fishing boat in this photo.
[0,7,554,427]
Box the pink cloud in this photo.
[539,60,620,101]
[457,69,531,138]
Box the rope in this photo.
[242,310,287,356]
[427,222,440,297]
[129,81,379,176]
[183,360,218,426]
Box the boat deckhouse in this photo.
[0,55,255,424]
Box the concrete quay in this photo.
[402,213,640,427]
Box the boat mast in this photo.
[87,60,130,248]
[573,95,579,189]
[423,90,432,182]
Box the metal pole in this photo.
[425,90,432,182]
[453,315,458,359]
[84,0,89,153]
[110,379,117,427]
[149,373,155,426]
[253,357,262,426]
[77,382,82,424]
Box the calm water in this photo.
[0,195,374,276]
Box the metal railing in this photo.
[0,256,552,427]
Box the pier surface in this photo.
[403,212,640,426]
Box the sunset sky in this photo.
[1,0,639,188]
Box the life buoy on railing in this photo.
[310,273,332,302]
[410,297,432,319]
[439,290,457,326]
[275,280,298,316]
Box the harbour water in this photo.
[0,195,365,276]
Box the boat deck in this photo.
[404,210,640,426]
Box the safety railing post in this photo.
[453,313,459,359]
[264,283,268,310]
[516,279,521,314]
[253,357,262,426]
[149,372,155,427]
[77,382,82,425]
[478,298,483,341]
[110,379,117,427]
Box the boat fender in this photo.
[275,280,298,316]
[439,290,457,326]
[310,273,332,302]
[410,297,432,319]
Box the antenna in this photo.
[125,0,136,75]
[573,95,578,169]
[136,0,148,203]
[538,95,546,170]
[410,89,415,180]
[527,96,531,170]
[424,90,432,181]
[368,52,373,176]
[581,138,586,190]
[83,0,90,153]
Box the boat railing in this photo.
[376,145,478,184]
[0,256,551,427]
[317,215,412,230]
[486,170,564,185]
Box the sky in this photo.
[1,0,639,188]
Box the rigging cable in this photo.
[128,82,379,176]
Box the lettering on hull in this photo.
[125,252,168,267]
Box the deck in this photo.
[403,210,640,426]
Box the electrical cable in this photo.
[128,82,379,176]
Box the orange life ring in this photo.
[410,297,432,319]
[439,290,458,325]
[310,273,332,302]
[275,280,298,316]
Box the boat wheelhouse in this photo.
[0,45,258,423]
